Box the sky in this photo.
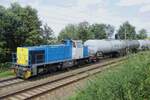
[0,0,150,36]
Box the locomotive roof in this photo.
[18,43,69,50]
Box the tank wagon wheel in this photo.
[96,51,103,58]
[116,52,120,57]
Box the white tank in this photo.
[109,40,125,51]
[84,40,126,55]
[138,40,150,50]
[126,40,139,49]
[145,40,150,49]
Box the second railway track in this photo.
[0,57,126,100]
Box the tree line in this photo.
[58,21,147,41]
[58,22,115,42]
[0,3,148,63]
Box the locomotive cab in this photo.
[72,40,84,59]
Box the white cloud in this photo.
[37,5,90,35]
[140,4,150,12]
[117,0,150,6]
[117,0,150,13]
[77,0,104,9]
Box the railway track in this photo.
[0,77,24,88]
[0,76,16,83]
[0,56,109,89]
[0,57,126,100]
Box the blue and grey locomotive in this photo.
[12,40,89,79]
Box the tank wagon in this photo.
[125,40,140,52]
[138,40,150,50]
[84,40,127,57]
[12,40,89,79]
[12,39,150,79]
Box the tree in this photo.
[1,3,42,47]
[40,24,55,44]
[58,24,78,41]
[105,24,115,39]
[58,22,115,41]
[77,21,93,41]
[89,24,106,39]
[58,22,94,42]
[116,21,136,39]
[137,29,147,39]
[89,24,114,39]
[0,3,42,62]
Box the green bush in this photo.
[69,51,150,100]
[0,62,12,72]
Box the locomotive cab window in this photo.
[76,42,83,48]
[73,42,76,48]
[73,41,83,48]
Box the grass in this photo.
[69,51,150,100]
[0,71,14,78]
[0,62,15,78]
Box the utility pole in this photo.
[125,28,127,40]
[125,28,129,55]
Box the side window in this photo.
[36,54,44,63]
[30,50,45,64]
